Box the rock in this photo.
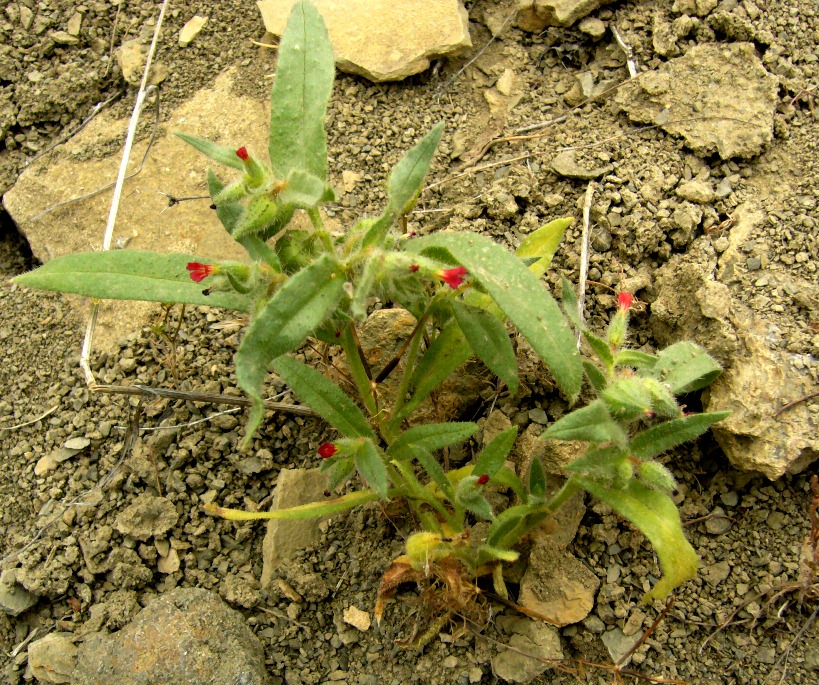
[50,31,80,46]
[0,569,37,616]
[4,69,259,350]
[601,627,635,666]
[516,0,615,30]
[481,409,513,446]
[550,150,613,180]
[28,633,77,684]
[72,588,270,685]
[114,494,179,541]
[257,0,471,82]
[578,16,606,39]
[491,615,563,683]
[179,15,208,46]
[35,440,88,475]
[261,468,329,590]
[115,39,168,86]
[66,13,83,37]
[518,536,599,626]
[615,43,778,159]
[715,202,766,284]
[342,605,371,631]
[676,179,715,204]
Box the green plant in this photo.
[14,0,728,623]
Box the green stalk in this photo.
[391,461,460,531]
[339,324,378,418]
[308,207,333,252]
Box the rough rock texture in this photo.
[615,43,778,159]
[114,493,180,541]
[72,588,270,685]
[257,0,472,82]
[491,615,563,683]
[261,467,329,590]
[27,633,78,684]
[0,569,37,616]
[516,0,614,30]
[4,69,261,351]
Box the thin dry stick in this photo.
[773,390,819,417]
[577,180,595,341]
[80,0,171,387]
[0,405,59,431]
[612,24,639,77]
[764,605,819,685]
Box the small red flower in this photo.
[409,264,420,273]
[318,443,337,459]
[186,262,214,283]
[438,266,468,289]
[617,292,633,312]
[476,474,489,486]
[236,147,249,161]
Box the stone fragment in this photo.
[676,179,715,204]
[0,569,37,616]
[550,150,613,180]
[28,633,77,684]
[66,13,83,37]
[50,31,79,45]
[261,468,329,590]
[179,15,208,47]
[157,547,180,574]
[257,0,471,82]
[615,43,778,159]
[114,494,179,541]
[72,588,270,685]
[578,16,606,39]
[601,627,635,666]
[116,39,168,86]
[491,615,563,683]
[516,0,614,30]
[343,605,371,631]
[519,536,599,626]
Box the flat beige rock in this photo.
[257,0,471,82]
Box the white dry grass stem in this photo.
[577,181,595,345]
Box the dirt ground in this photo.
[1,0,818,684]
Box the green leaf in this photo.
[541,400,627,446]
[237,255,346,442]
[321,456,356,491]
[583,360,608,392]
[649,341,723,394]
[174,132,244,170]
[614,349,657,369]
[396,323,473,421]
[629,411,730,460]
[205,489,379,521]
[582,329,614,368]
[208,169,245,235]
[491,466,527,502]
[473,427,518,479]
[573,476,698,602]
[560,275,583,329]
[452,301,518,394]
[268,0,335,182]
[484,504,541,548]
[414,447,456,502]
[13,251,252,311]
[528,455,547,501]
[407,232,582,400]
[352,439,389,499]
[271,356,375,440]
[516,217,572,278]
[362,123,444,249]
[602,377,654,422]
[387,422,477,459]
[279,169,335,209]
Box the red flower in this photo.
[318,443,337,459]
[409,264,420,273]
[186,262,214,283]
[438,266,468,289]
[476,474,489,486]
[236,147,249,161]
[617,292,633,311]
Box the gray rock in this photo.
[615,43,778,159]
[179,15,208,47]
[0,569,37,616]
[516,0,615,30]
[114,494,179,541]
[550,150,613,180]
[601,627,635,666]
[578,16,606,39]
[261,468,329,590]
[72,588,269,685]
[676,179,715,204]
[28,633,77,684]
[491,615,563,683]
[257,0,471,82]
[115,39,168,86]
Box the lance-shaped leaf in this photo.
[573,476,698,602]
[614,349,657,369]
[268,0,335,181]
[473,427,518,479]
[204,489,379,521]
[351,438,390,499]
[13,251,252,311]
[541,399,626,446]
[560,275,583,330]
[582,329,614,368]
[237,255,345,443]
[515,217,572,278]
[602,377,654,422]
[414,447,456,502]
[279,169,335,209]
[362,123,444,249]
[395,323,473,421]
[407,232,582,401]
[528,455,547,501]
[629,411,730,460]
[452,301,518,394]
[649,341,722,394]
[174,132,245,170]
[387,422,477,459]
[271,356,375,440]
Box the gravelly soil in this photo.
[1,0,818,684]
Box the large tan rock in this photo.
[516,0,614,30]
[257,0,471,82]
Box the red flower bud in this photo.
[438,266,468,289]
[186,262,214,283]
[617,292,633,311]
[477,474,489,486]
[409,264,420,273]
[318,443,337,459]
[236,147,250,161]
